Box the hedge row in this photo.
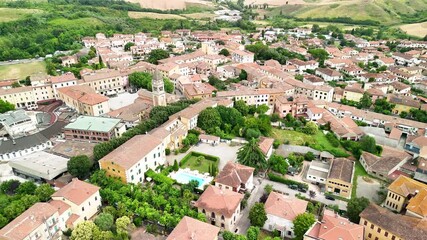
[145,169,175,185]
[267,173,308,190]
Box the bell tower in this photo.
[152,68,166,106]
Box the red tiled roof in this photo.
[166,216,220,240]
[52,178,99,205]
[194,185,243,218]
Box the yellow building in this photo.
[99,134,166,184]
[325,158,354,199]
[388,95,420,115]
[384,175,427,218]
[0,86,36,109]
[343,85,364,102]
[360,203,427,240]
[57,85,110,116]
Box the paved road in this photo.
[235,177,348,235]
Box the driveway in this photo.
[356,176,382,202]
[166,142,240,170]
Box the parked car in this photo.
[289,185,298,190]
[325,195,335,201]
[298,188,307,193]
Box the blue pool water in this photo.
[172,172,208,188]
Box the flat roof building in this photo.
[64,116,125,142]
[8,151,69,181]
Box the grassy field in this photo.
[400,22,427,37]
[0,61,46,80]
[180,152,219,174]
[0,8,43,22]
[271,129,348,157]
[128,11,186,20]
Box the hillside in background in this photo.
[255,0,427,26]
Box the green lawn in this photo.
[179,152,219,174]
[271,128,315,145]
[351,160,369,198]
[271,128,349,157]
[0,61,46,80]
[0,8,43,23]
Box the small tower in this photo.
[152,68,166,106]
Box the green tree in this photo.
[255,105,269,115]
[124,42,135,51]
[11,82,21,88]
[129,72,152,89]
[3,200,26,219]
[347,197,370,223]
[264,184,273,194]
[301,121,318,135]
[94,213,114,231]
[304,151,315,161]
[173,160,179,171]
[219,48,230,56]
[359,135,377,154]
[0,214,7,228]
[237,138,267,170]
[116,216,133,236]
[399,111,408,118]
[268,154,288,174]
[163,77,174,93]
[148,49,169,64]
[0,99,15,113]
[239,69,248,80]
[293,213,316,240]
[71,221,100,240]
[35,183,55,202]
[358,92,372,109]
[68,155,92,179]
[234,100,249,116]
[197,108,222,133]
[246,226,260,240]
[16,181,37,195]
[249,203,267,227]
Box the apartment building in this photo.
[0,179,101,240]
[99,134,165,184]
[63,115,125,142]
[384,175,427,218]
[57,85,110,116]
[194,185,243,231]
[81,68,128,96]
[231,49,254,63]
[0,86,36,109]
[51,178,101,225]
[360,203,427,240]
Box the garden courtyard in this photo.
[166,142,240,170]
[178,151,219,174]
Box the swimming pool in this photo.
[170,170,212,189]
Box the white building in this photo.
[263,192,308,238]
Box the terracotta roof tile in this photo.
[265,192,308,221]
[194,186,243,218]
[99,134,163,170]
[51,178,100,205]
[215,161,254,188]
[166,216,220,240]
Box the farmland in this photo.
[400,22,427,38]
